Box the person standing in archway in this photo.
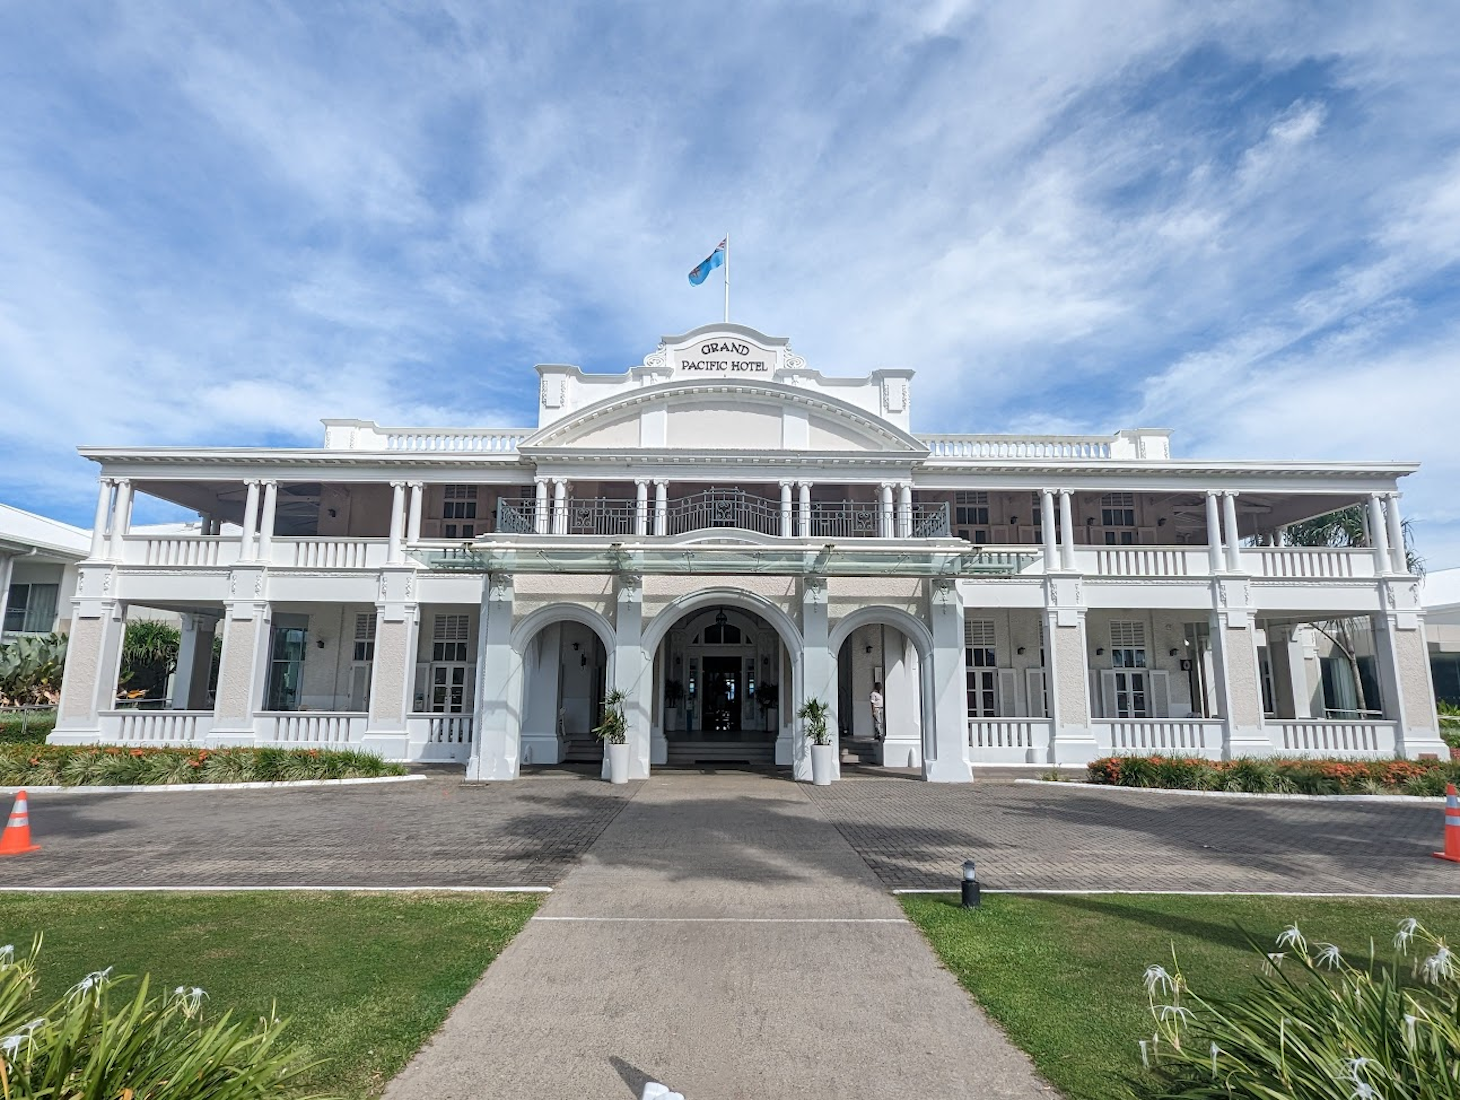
[870,681,885,743]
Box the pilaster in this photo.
[467,572,518,780]
[1044,572,1098,763]
[1374,583,1447,758]
[924,577,969,781]
[613,573,651,779]
[51,571,126,742]
[1209,575,1271,758]
[210,566,272,746]
[363,567,419,759]
[795,574,834,781]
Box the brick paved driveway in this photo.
[6,768,1458,894]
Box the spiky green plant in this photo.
[797,698,832,745]
[0,939,323,1099]
[592,688,628,744]
[1138,919,1459,1100]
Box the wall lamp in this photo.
[1095,647,1105,656]
[865,644,874,654]
[1169,648,1180,657]
[315,638,326,649]
[1016,646,1026,655]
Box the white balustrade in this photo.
[1093,719,1222,754]
[125,536,236,567]
[277,539,387,569]
[384,430,526,453]
[1089,548,1200,577]
[255,712,366,745]
[1274,720,1397,754]
[98,710,213,745]
[968,718,1052,762]
[405,714,474,761]
[922,435,1112,460]
[1246,547,1372,579]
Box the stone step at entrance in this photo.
[840,739,880,765]
[664,739,777,766]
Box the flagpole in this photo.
[723,231,730,323]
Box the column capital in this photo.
[243,477,260,487]
[797,479,813,489]
[653,477,670,488]
[634,476,650,488]
[408,479,424,490]
[389,479,407,490]
[534,474,550,485]
[552,476,569,488]
[258,477,278,487]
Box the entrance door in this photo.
[703,656,742,732]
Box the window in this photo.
[432,614,470,662]
[965,619,998,717]
[442,485,478,539]
[954,491,989,527]
[266,627,307,711]
[1100,492,1136,528]
[1107,620,1149,718]
[1109,620,1147,668]
[352,613,376,662]
[703,622,742,644]
[3,583,58,633]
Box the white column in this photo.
[551,479,568,535]
[1373,611,1448,758]
[239,480,261,561]
[467,574,519,780]
[653,479,668,537]
[614,575,650,779]
[387,481,406,563]
[89,478,113,559]
[406,482,424,545]
[170,614,201,709]
[634,479,649,537]
[534,477,550,535]
[256,480,278,562]
[924,578,970,781]
[897,483,913,538]
[1205,491,1224,574]
[878,483,894,538]
[1057,490,1076,570]
[209,597,273,744]
[1040,489,1058,571]
[1222,491,1243,573]
[107,479,134,561]
[364,602,420,759]
[779,481,794,537]
[1368,493,1392,575]
[1210,606,1270,757]
[797,576,835,782]
[52,599,127,739]
[1384,494,1406,575]
[1046,606,1099,763]
[798,481,812,538]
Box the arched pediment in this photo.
[518,379,927,455]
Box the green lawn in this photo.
[902,892,1460,1100]
[0,708,55,744]
[0,892,540,1098]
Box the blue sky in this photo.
[2,2,1459,565]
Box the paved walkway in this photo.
[9,768,1458,894]
[383,773,1050,1099]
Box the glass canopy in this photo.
[409,543,1041,577]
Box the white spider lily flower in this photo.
[1344,1057,1371,1080]
[0,1018,46,1060]
[1263,952,1286,975]
[171,986,208,1018]
[1418,945,1454,985]
[1276,923,1306,952]
[1210,1043,1220,1077]
[1395,918,1420,953]
[1138,1039,1149,1068]
[1314,943,1342,970]
[1404,1014,1418,1046]
[1142,965,1174,995]
[1157,1004,1194,1026]
[1352,1083,1380,1100]
[66,967,114,1002]
[0,944,13,967]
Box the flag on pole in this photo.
[688,239,727,286]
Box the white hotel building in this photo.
[51,324,1446,780]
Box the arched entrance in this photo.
[512,605,614,767]
[829,608,936,770]
[644,590,802,770]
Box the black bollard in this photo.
[960,859,981,908]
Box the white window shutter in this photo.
[997,669,1019,717]
[1099,670,1119,719]
[1150,670,1171,719]
[1025,669,1049,718]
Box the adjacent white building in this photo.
[0,504,90,640]
[49,324,1446,779]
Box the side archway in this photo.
[510,603,617,768]
[828,605,938,770]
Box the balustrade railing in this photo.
[567,499,638,536]
[1245,547,1372,578]
[669,490,783,537]
[911,502,952,538]
[1093,718,1223,753]
[1089,548,1198,576]
[126,536,236,568]
[923,435,1113,459]
[255,712,366,745]
[99,710,213,745]
[384,430,525,453]
[968,718,1051,761]
[809,501,880,539]
[280,539,385,569]
[1274,720,1396,754]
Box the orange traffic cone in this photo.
[0,790,40,856]
[1434,784,1460,864]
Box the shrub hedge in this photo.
[1087,754,1460,796]
[0,744,406,786]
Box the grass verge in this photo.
[902,892,1460,1100]
[0,891,540,1098]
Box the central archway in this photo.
[642,588,803,770]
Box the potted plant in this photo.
[593,688,631,784]
[798,697,834,785]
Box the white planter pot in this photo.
[607,741,631,785]
[810,742,835,785]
